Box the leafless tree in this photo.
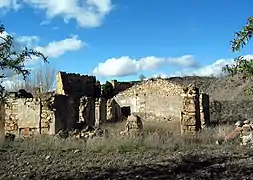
[10,64,56,96]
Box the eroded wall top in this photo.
[56,71,97,97]
[116,79,184,98]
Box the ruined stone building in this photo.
[0,72,210,138]
[1,72,106,137]
[113,79,210,135]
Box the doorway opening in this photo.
[121,106,131,120]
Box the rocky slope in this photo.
[166,75,253,101]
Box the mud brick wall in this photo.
[180,85,201,136]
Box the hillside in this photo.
[165,75,253,101]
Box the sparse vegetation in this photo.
[0,24,47,101]
[0,121,251,179]
[10,64,56,97]
[223,16,253,95]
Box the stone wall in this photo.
[95,98,107,126]
[53,95,77,132]
[5,98,41,136]
[113,79,210,136]
[114,79,184,122]
[3,94,78,137]
[106,99,121,123]
[180,84,201,136]
[56,71,97,97]
[79,96,95,126]
[110,80,136,95]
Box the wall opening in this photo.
[121,106,131,119]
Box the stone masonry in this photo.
[114,79,184,122]
[107,99,121,123]
[95,97,107,126]
[4,96,56,137]
[79,96,95,126]
[56,71,99,126]
[180,84,201,136]
[114,78,210,132]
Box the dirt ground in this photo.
[1,141,253,180]
[1,121,253,180]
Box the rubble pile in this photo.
[216,120,253,146]
[120,114,143,136]
[55,125,108,140]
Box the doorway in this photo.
[121,106,131,120]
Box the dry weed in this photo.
[1,122,237,155]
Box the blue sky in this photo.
[0,0,253,83]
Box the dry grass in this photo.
[1,121,236,154]
[1,121,251,179]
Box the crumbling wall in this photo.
[110,80,136,95]
[180,84,201,136]
[56,71,97,127]
[95,98,107,126]
[40,94,56,134]
[54,95,76,132]
[3,93,78,137]
[114,79,184,122]
[107,99,121,122]
[5,98,41,136]
[56,71,97,97]
[79,96,95,126]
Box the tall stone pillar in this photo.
[199,93,210,129]
[180,84,201,136]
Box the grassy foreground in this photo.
[1,121,253,179]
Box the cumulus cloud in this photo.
[0,0,21,11]
[92,55,198,77]
[0,0,114,28]
[153,55,253,78]
[35,35,83,58]
[0,30,84,67]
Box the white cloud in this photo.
[0,30,84,66]
[36,35,83,58]
[154,54,253,78]
[0,0,21,10]
[92,55,198,77]
[0,0,113,28]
